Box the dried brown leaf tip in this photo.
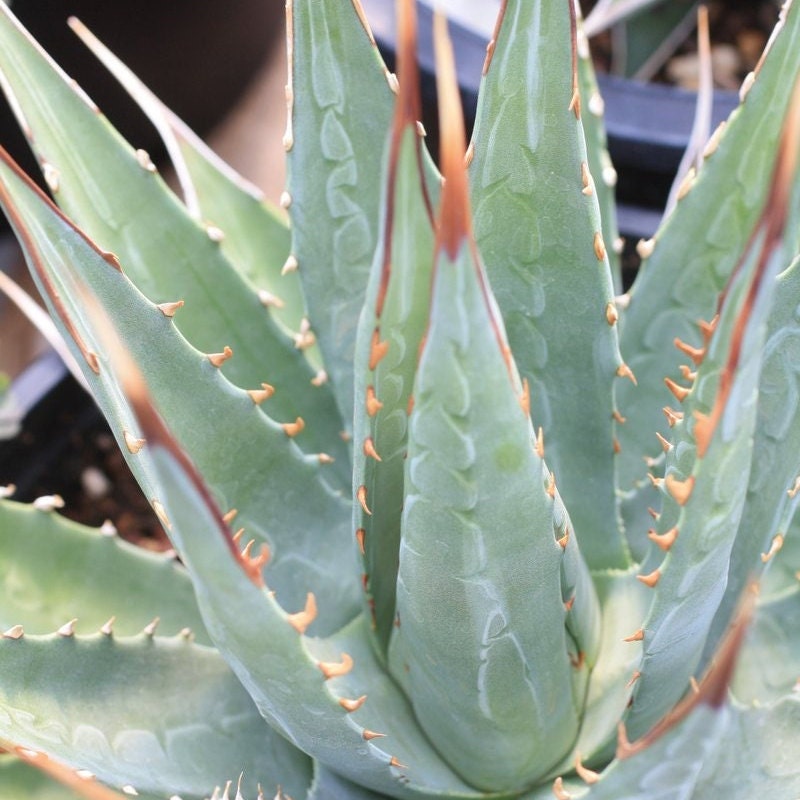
[434,11,472,259]
[395,0,422,129]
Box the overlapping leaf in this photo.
[469,0,628,570]
[0,151,358,637]
[0,3,350,475]
[0,499,208,641]
[0,633,311,799]
[623,77,800,738]
[617,0,800,552]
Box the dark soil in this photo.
[0,374,168,549]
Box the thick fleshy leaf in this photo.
[582,606,800,798]
[387,226,586,783]
[0,498,209,641]
[699,254,800,669]
[386,21,597,789]
[0,4,349,475]
[0,633,312,800]
[576,16,622,293]
[731,584,800,705]
[567,569,650,766]
[469,0,628,570]
[287,0,400,428]
[0,151,358,637]
[126,404,491,800]
[616,0,800,546]
[66,19,316,363]
[584,698,800,799]
[351,2,439,656]
[624,81,800,739]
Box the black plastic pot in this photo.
[365,1,740,240]
[0,351,93,499]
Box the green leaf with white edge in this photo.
[576,17,622,294]
[623,112,799,739]
[469,0,628,571]
[0,498,209,642]
[700,254,800,670]
[585,697,800,799]
[0,4,350,477]
[351,43,439,655]
[0,151,358,637]
[66,19,317,366]
[134,427,494,800]
[287,0,410,429]
[0,633,312,800]
[386,226,595,792]
[616,0,800,527]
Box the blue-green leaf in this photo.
[0,633,312,800]
[469,0,628,570]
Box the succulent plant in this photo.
[1,0,800,797]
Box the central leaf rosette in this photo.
[349,7,600,791]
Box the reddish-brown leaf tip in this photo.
[434,12,472,259]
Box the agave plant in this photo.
[1,0,800,797]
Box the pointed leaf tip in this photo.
[434,11,471,258]
[395,0,421,127]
